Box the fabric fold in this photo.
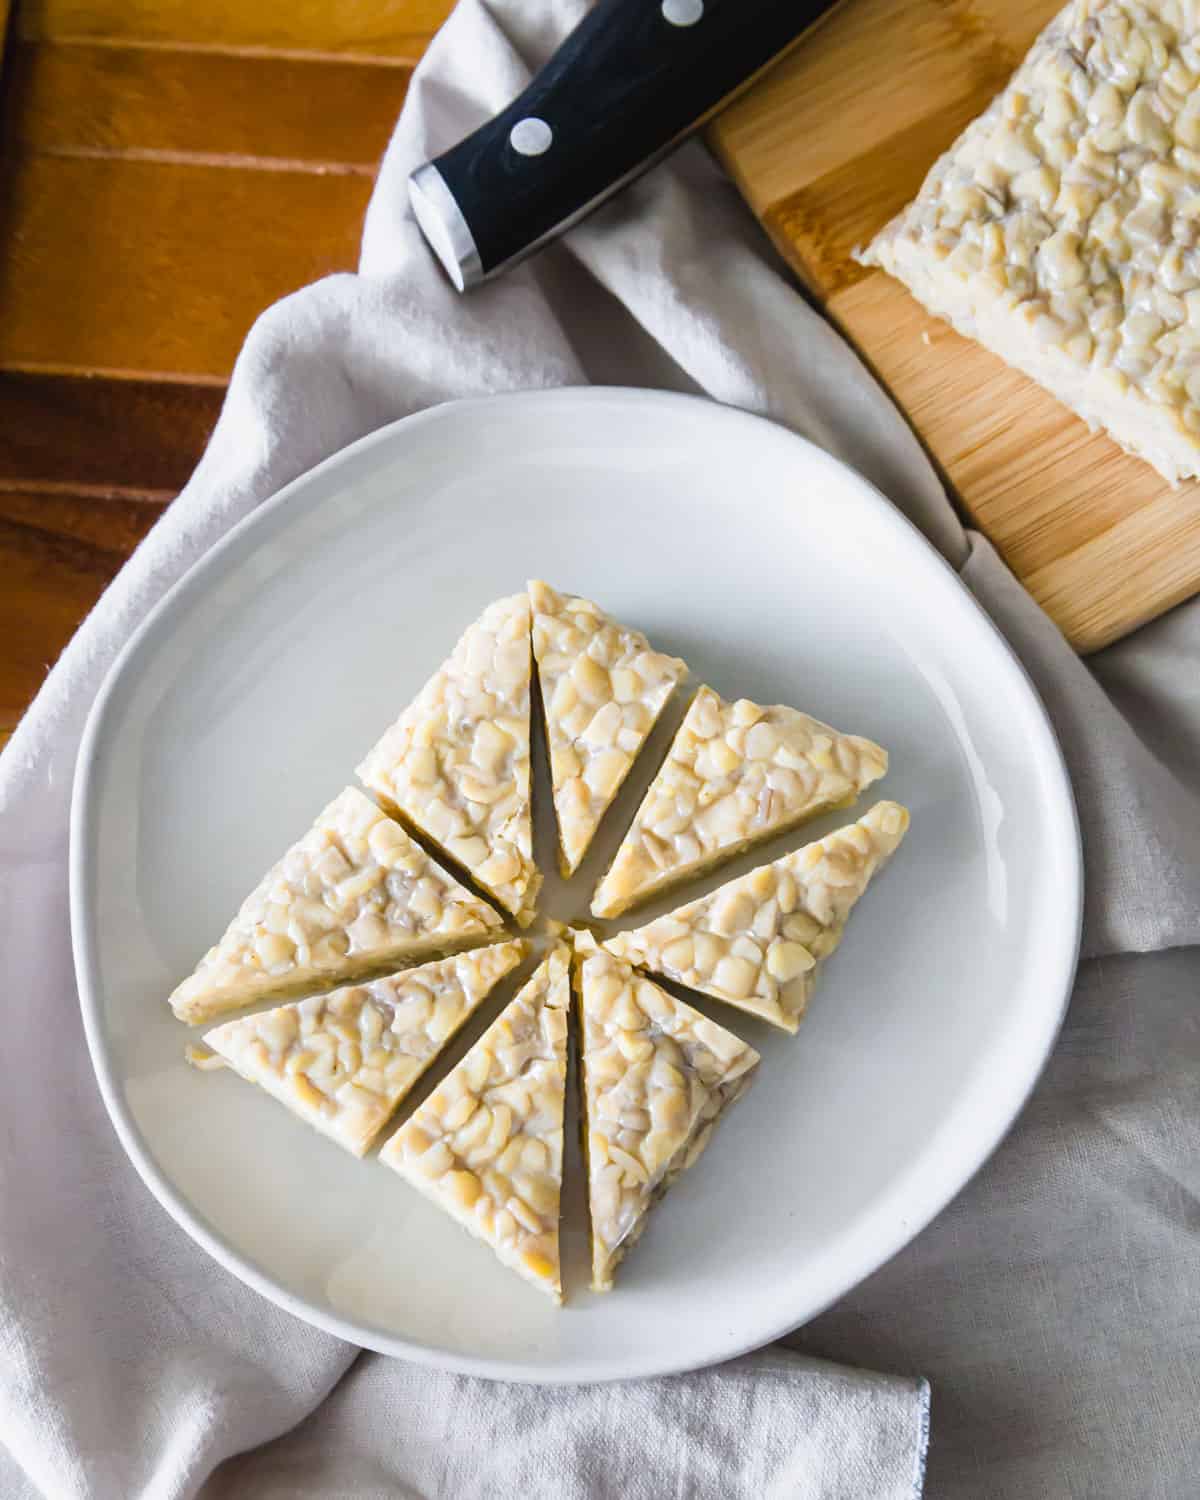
[2,1,1198,1497]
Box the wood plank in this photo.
[0,484,167,551]
[2,41,411,164]
[0,153,372,377]
[17,0,453,55]
[826,275,1183,575]
[745,92,996,300]
[1023,490,1200,647]
[0,2,451,741]
[0,370,222,489]
[711,0,1020,219]
[0,488,165,737]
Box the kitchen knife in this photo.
[409,0,846,291]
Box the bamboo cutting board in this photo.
[709,0,1200,651]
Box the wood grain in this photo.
[0,370,223,489]
[0,371,216,737]
[0,3,453,740]
[0,153,373,376]
[2,40,411,163]
[4,0,1190,753]
[711,0,1200,651]
[0,488,166,736]
[17,0,449,54]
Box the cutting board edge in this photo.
[709,0,1200,650]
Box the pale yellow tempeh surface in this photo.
[592,685,887,918]
[170,786,503,1025]
[204,941,527,1156]
[575,933,759,1292]
[380,944,570,1301]
[530,578,687,876]
[864,0,1200,483]
[606,802,910,1032]
[357,593,541,924]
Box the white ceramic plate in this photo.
[71,389,1081,1383]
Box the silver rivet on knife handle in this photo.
[408,0,846,292]
[662,0,704,25]
[510,118,554,156]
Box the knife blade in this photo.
[409,0,847,291]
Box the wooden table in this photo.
[0,0,454,746]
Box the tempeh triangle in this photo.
[592,685,888,918]
[169,786,503,1025]
[381,943,570,1302]
[203,941,527,1157]
[529,579,687,876]
[607,802,910,1033]
[574,933,759,1292]
[358,592,541,925]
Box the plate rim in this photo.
[70,386,1083,1383]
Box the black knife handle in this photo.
[409,0,844,289]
